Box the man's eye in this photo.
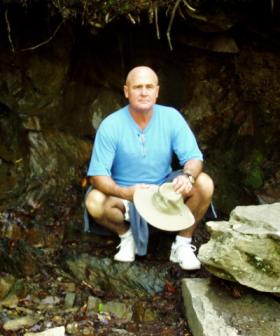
[133,85,155,90]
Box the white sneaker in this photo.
[114,229,136,262]
[170,241,201,270]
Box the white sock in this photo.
[175,235,192,245]
[119,228,132,239]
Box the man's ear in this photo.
[124,85,128,98]
[156,85,160,98]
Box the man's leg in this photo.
[85,189,136,262]
[85,189,129,234]
[181,172,214,237]
[170,172,214,270]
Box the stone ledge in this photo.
[182,278,280,336]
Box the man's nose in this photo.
[140,87,148,95]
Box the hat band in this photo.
[152,189,182,215]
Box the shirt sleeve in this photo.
[87,120,116,177]
[172,110,203,165]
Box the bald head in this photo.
[123,66,160,113]
[125,66,159,86]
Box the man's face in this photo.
[124,68,159,113]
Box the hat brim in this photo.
[133,185,195,231]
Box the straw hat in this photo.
[133,183,195,231]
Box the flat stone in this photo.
[24,326,65,336]
[3,316,39,331]
[0,274,15,300]
[87,295,102,311]
[102,300,133,320]
[0,293,19,308]
[182,278,280,336]
[64,292,76,308]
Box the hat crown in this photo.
[152,183,184,215]
[133,182,194,231]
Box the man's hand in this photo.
[172,174,193,195]
[123,184,152,201]
[91,176,154,202]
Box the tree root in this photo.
[20,20,64,52]
[5,8,15,54]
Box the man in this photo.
[85,66,214,270]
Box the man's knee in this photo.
[195,172,214,199]
[85,189,106,219]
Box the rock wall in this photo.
[0,3,279,213]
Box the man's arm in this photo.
[182,159,203,180]
[89,176,139,201]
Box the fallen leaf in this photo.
[164,281,176,294]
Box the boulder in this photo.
[198,203,280,293]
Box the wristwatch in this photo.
[183,172,195,185]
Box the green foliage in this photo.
[98,302,104,313]
[239,149,264,190]
[243,168,263,189]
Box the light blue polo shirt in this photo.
[87,104,203,186]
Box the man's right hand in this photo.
[90,176,153,202]
[122,184,152,201]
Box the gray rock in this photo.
[0,274,15,300]
[64,293,76,308]
[102,300,133,320]
[64,253,168,297]
[182,278,280,336]
[110,328,136,335]
[133,301,158,322]
[23,129,91,207]
[87,295,102,311]
[0,114,91,208]
[24,326,65,336]
[198,203,280,293]
[3,315,39,331]
[89,89,123,131]
[66,323,79,335]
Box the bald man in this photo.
[85,66,214,270]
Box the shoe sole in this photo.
[170,252,201,270]
[114,256,135,262]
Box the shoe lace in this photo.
[175,243,197,252]
[187,244,197,252]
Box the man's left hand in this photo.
[172,174,193,195]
